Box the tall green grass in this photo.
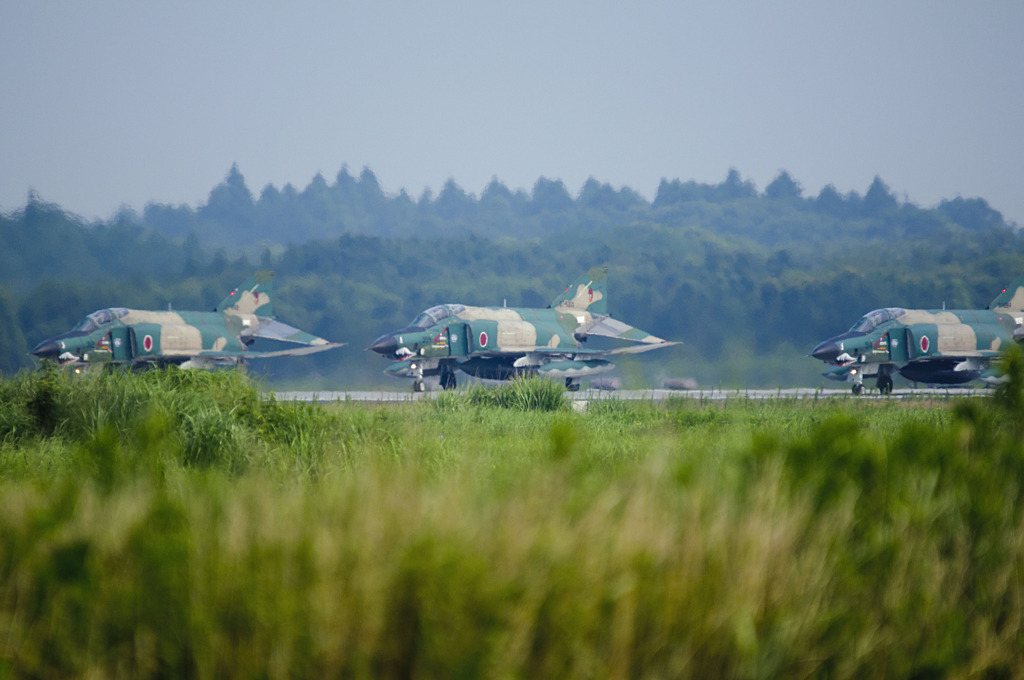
[459,375,570,412]
[0,365,338,480]
[0,365,1022,677]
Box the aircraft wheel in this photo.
[878,375,893,395]
[852,383,863,396]
[413,380,426,393]
[441,371,456,390]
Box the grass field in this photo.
[0,364,1022,678]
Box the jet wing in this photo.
[485,340,678,361]
[137,342,343,365]
[476,317,676,359]
[917,350,1001,359]
[459,316,677,364]
[577,315,673,345]
[590,341,680,356]
[249,319,335,346]
[200,343,344,359]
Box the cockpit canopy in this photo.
[409,304,466,329]
[72,307,129,334]
[849,307,906,334]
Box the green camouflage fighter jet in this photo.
[811,277,1024,394]
[369,266,677,392]
[31,271,342,371]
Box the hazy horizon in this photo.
[3,1,1022,225]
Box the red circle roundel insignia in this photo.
[143,334,154,352]
[479,332,488,348]
[920,335,929,353]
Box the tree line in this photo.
[123,165,1011,248]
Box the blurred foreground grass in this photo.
[0,366,1023,678]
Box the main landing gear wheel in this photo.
[441,371,457,391]
[877,374,894,395]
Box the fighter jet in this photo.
[369,266,677,392]
[31,271,342,370]
[811,278,1024,394]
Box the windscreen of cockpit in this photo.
[849,307,906,333]
[410,304,466,329]
[72,307,129,333]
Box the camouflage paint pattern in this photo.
[370,266,676,391]
[31,271,341,370]
[811,277,1024,393]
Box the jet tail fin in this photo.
[216,270,275,316]
[550,266,608,315]
[989,276,1024,310]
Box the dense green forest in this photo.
[1,166,1020,387]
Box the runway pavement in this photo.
[272,386,987,403]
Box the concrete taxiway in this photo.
[273,387,986,403]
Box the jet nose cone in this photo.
[811,340,841,363]
[369,334,398,356]
[31,339,61,360]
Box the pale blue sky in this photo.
[2,1,1023,225]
